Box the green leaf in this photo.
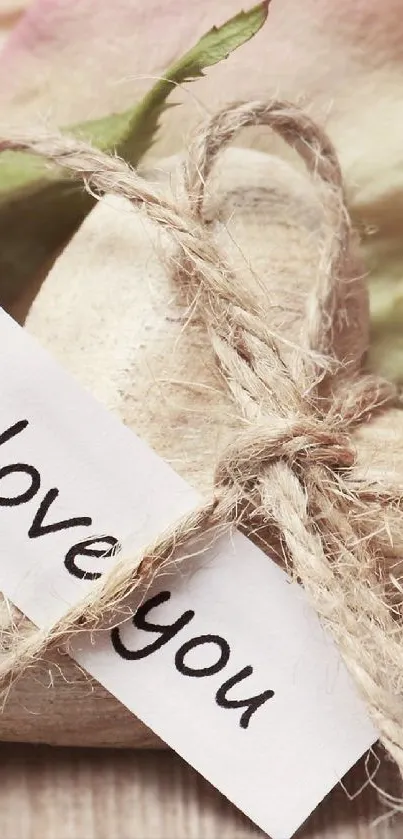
[366,244,403,384]
[0,1,270,311]
[117,1,270,164]
[350,176,403,384]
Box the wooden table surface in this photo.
[0,743,401,839]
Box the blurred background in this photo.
[2,0,403,375]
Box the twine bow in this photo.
[1,101,403,784]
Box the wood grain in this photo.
[0,744,401,839]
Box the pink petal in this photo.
[1,0,403,224]
[0,0,401,135]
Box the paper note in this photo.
[0,309,376,838]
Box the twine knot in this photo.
[215,417,356,495]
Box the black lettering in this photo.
[0,463,40,506]
[111,591,195,660]
[28,488,92,538]
[0,420,29,448]
[215,666,274,729]
[65,536,120,580]
[175,634,230,677]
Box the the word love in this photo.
[0,419,119,578]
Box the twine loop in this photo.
[1,100,403,790]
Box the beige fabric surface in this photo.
[2,146,335,747]
[2,145,403,837]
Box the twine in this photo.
[1,101,403,781]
